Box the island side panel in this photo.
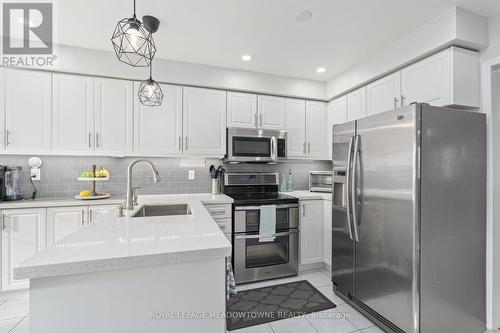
[29,257,226,333]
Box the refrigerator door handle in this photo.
[345,136,355,240]
[351,135,360,242]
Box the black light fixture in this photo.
[138,62,164,107]
[111,0,156,67]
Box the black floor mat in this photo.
[226,280,336,331]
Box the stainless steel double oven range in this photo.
[223,173,299,284]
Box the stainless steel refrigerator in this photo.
[331,103,486,333]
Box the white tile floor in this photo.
[0,268,497,333]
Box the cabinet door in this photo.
[182,87,226,157]
[5,69,51,152]
[227,92,257,128]
[134,83,183,156]
[285,99,306,158]
[306,101,328,159]
[346,87,367,121]
[401,49,451,106]
[47,207,86,246]
[0,68,5,150]
[258,95,286,130]
[89,205,119,223]
[94,78,133,155]
[1,208,46,291]
[366,72,401,116]
[327,96,347,159]
[300,200,323,265]
[323,200,332,267]
[52,73,94,152]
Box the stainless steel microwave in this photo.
[224,128,287,163]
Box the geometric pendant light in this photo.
[138,62,164,106]
[111,0,156,67]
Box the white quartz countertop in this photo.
[0,197,126,209]
[284,190,332,201]
[15,193,233,280]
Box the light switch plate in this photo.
[31,168,41,181]
[188,170,195,180]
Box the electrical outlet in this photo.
[188,170,195,180]
[31,168,41,181]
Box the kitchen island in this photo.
[14,194,233,333]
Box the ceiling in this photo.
[53,0,500,81]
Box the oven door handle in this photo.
[234,204,299,211]
[234,229,299,239]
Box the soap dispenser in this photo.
[287,169,293,192]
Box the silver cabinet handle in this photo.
[95,133,99,147]
[259,114,263,127]
[401,95,406,107]
[89,209,94,223]
[345,136,354,240]
[394,97,399,109]
[210,209,226,214]
[88,133,92,148]
[178,136,181,150]
[302,204,305,216]
[234,229,298,240]
[308,142,311,154]
[185,136,188,150]
[254,113,258,126]
[1,214,5,231]
[5,130,10,146]
[351,135,360,242]
[81,210,85,226]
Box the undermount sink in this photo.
[131,204,192,218]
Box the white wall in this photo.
[12,44,325,100]
[326,7,489,100]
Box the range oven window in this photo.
[232,136,271,157]
[241,209,290,232]
[245,235,290,268]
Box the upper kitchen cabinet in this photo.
[0,68,4,150]
[4,69,51,153]
[226,92,257,128]
[285,99,306,158]
[94,78,133,155]
[327,96,347,159]
[182,87,226,157]
[258,95,286,130]
[346,87,367,121]
[305,101,328,159]
[401,47,479,108]
[134,83,183,156]
[52,73,94,153]
[366,72,401,116]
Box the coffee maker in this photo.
[3,166,24,201]
[0,166,6,201]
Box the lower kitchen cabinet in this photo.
[299,200,323,267]
[47,207,87,246]
[1,208,47,291]
[322,200,332,267]
[89,205,119,223]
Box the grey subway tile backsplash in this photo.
[0,155,332,199]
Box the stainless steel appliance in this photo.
[309,171,333,192]
[223,172,299,284]
[332,104,486,333]
[4,166,23,201]
[224,128,287,163]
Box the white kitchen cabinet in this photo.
[366,72,401,116]
[0,68,5,150]
[52,73,95,153]
[401,47,479,108]
[346,87,367,121]
[182,87,226,157]
[4,69,51,152]
[1,208,47,291]
[134,83,183,156]
[226,92,257,128]
[285,99,306,158]
[94,78,133,155]
[305,101,328,159]
[47,207,87,246]
[89,205,119,223]
[300,200,323,266]
[327,96,347,159]
[258,95,286,130]
[323,200,332,267]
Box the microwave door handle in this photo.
[345,136,354,241]
[351,135,360,242]
[271,136,277,160]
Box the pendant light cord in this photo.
[133,0,136,18]
[149,61,153,80]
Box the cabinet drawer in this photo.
[215,218,232,233]
[205,204,231,219]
